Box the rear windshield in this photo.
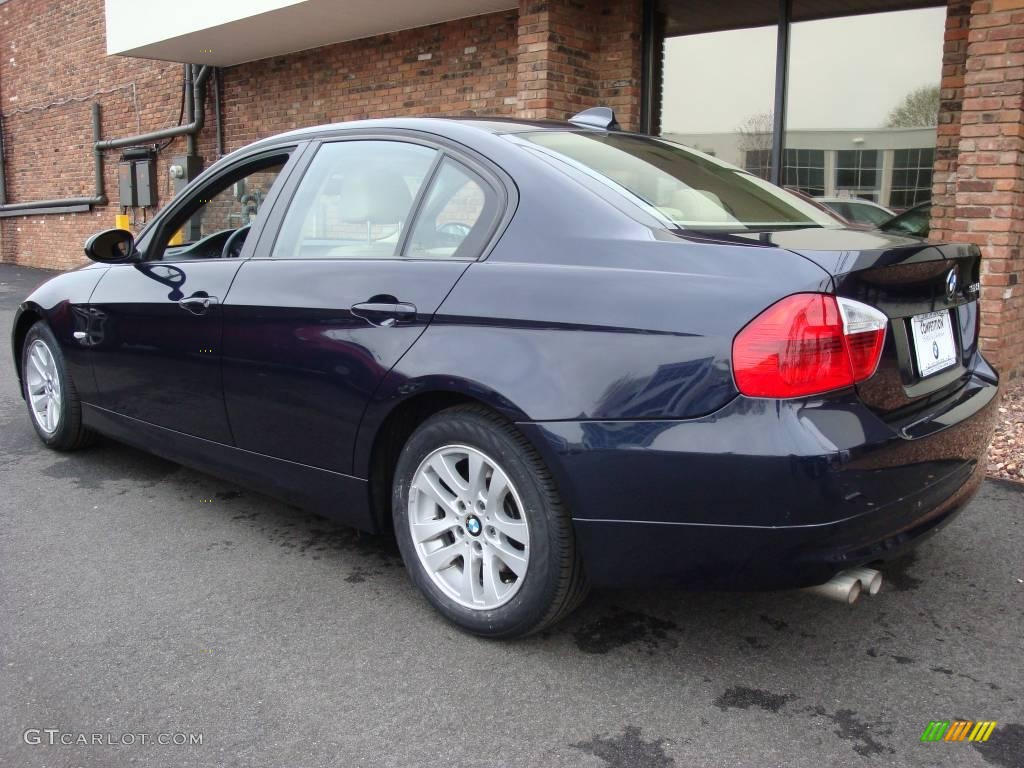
[516,131,838,231]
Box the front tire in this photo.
[21,321,95,451]
[393,405,588,638]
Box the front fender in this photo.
[10,266,107,399]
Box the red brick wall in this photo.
[935,0,1024,376]
[1,1,649,273]
[0,0,182,270]
[0,2,521,270]
[931,1,971,242]
[216,11,519,154]
[516,0,642,129]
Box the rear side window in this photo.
[516,131,838,231]
[272,140,437,259]
[405,159,490,259]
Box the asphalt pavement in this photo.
[1,262,1021,768]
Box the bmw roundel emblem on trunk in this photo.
[945,267,959,301]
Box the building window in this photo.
[835,149,880,201]
[782,149,825,197]
[890,147,934,209]
[744,149,772,180]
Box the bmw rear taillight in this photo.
[732,294,887,398]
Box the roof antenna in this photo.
[568,107,620,131]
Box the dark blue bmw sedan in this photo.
[11,108,1000,637]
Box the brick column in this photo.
[516,0,643,130]
[931,1,972,241]
[937,0,1024,375]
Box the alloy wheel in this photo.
[25,339,62,435]
[408,444,530,610]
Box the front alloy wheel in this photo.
[25,339,63,435]
[393,405,588,638]
[21,321,94,451]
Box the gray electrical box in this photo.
[117,155,158,208]
[170,155,203,196]
[118,161,137,207]
[135,158,157,207]
[170,155,204,241]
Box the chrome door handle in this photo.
[350,300,417,327]
[178,294,219,314]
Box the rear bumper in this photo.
[519,371,999,589]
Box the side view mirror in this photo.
[84,229,136,263]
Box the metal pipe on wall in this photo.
[95,65,211,151]
[214,67,224,158]
[185,64,197,156]
[0,102,107,217]
[0,113,7,206]
[0,64,210,217]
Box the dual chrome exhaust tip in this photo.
[804,567,883,604]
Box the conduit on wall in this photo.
[0,64,211,219]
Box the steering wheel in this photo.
[437,222,471,238]
[221,224,252,259]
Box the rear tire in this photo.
[392,405,588,638]
[21,321,95,451]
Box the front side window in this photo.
[516,131,837,231]
[272,140,437,259]
[157,155,288,261]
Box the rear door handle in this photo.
[351,300,417,327]
[178,293,219,315]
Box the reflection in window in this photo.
[744,149,771,181]
[890,148,934,209]
[272,141,436,260]
[784,7,944,211]
[657,9,777,180]
[835,150,880,201]
[782,149,825,197]
[406,161,488,259]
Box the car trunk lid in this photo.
[734,227,983,417]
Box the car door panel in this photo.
[85,147,303,445]
[88,260,243,443]
[221,258,469,473]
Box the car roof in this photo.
[815,197,889,208]
[247,116,604,149]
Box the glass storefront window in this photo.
[784,6,945,212]
[835,150,880,201]
[890,148,935,208]
[782,149,825,197]
[653,3,946,215]
[656,2,777,180]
